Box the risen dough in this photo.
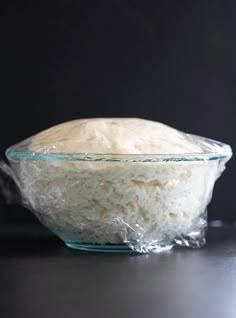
[7,118,231,252]
[30,118,201,154]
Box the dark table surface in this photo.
[0,224,235,318]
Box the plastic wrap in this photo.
[0,118,233,253]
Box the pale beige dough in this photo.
[30,118,201,154]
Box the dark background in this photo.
[0,0,235,226]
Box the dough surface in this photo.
[30,118,201,154]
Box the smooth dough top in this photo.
[29,118,201,154]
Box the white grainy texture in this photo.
[6,118,232,252]
[18,160,219,244]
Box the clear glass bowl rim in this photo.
[5,147,232,163]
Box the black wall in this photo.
[0,0,235,225]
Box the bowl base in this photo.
[65,241,134,253]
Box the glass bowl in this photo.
[5,140,232,253]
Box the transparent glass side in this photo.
[3,141,233,253]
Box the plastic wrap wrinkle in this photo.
[1,118,233,253]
